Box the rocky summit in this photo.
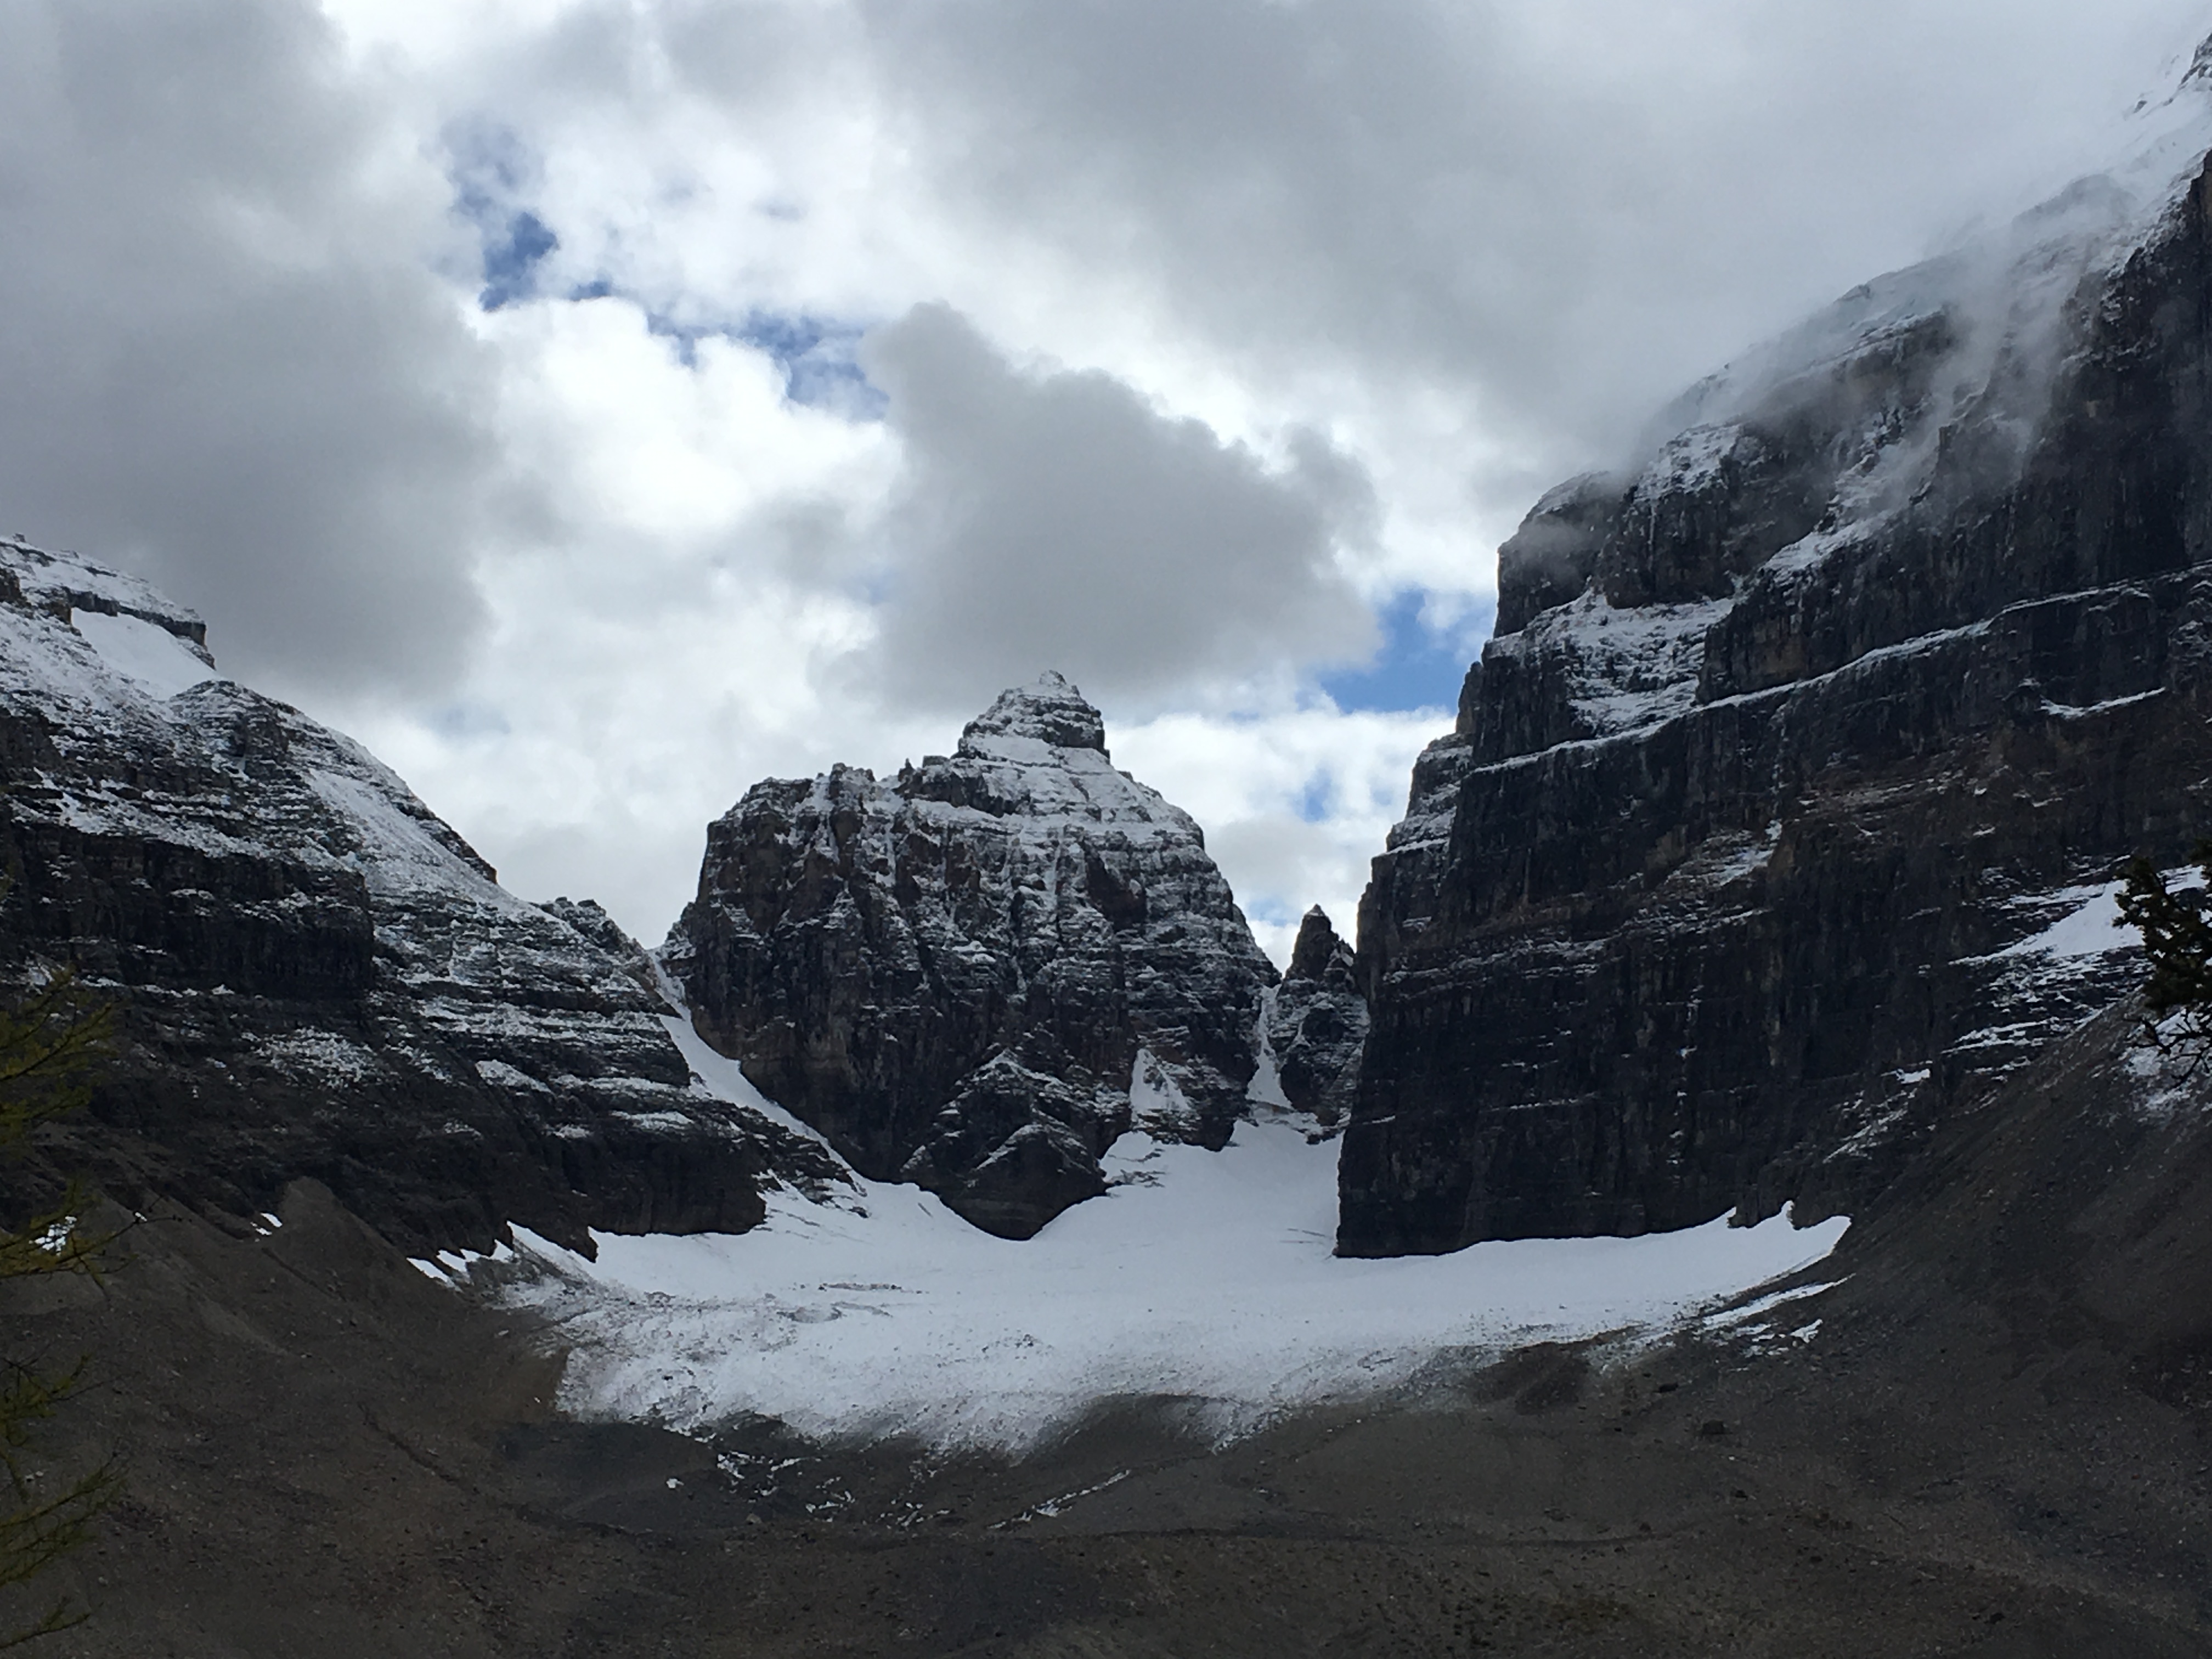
[0,541,838,1257]
[1340,125,2212,1254]
[1262,906,1365,1126]
[663,673,1281,1237]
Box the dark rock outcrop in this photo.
[537,896,660,996]
[0,543,838,1256]
[664,673,1278,1238]
[1263,907,1366,1126]
[1341,126,2212,1254]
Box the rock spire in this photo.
[664,673,1280,1237]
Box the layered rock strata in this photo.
[1341,122,2212,1254]
[664,674,1278,1238]
[0,542,837,1255]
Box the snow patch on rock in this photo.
[70,609,217,698]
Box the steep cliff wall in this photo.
[664,674,1279,1237]
[0,542,837,1255]
[1342,121,2212,1254]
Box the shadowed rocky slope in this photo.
[16,981,2205,1656]
[1263,906,1366,1126]
[1342,116,2212,1253]
[0,542,836,1256]
[664,674,1281,1237]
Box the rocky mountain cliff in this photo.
[1263,907,1366,1126]
[0,541,837,1255]
[1340,87,2212,1254]
[663,674,1282,1237]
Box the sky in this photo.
[1,0,2207,961]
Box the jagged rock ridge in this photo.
[1263,907,1366,1126]
[1341,83,2212,1254]
[664,673,1280,1238]
[0,540,838,1255]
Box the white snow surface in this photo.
[1634,422,1747,495]
[69,610,216,698]
[503,1048,1848,1452]
[1997,865,2202,963]
[4,539,204,631]
[930,734,1195,845]
[2001,882,2135,961]
[1518,587,1736,740]
[658,1009,843,1155]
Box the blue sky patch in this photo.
[1293,772,1334,824]
[447,121,560,311]
[441,123,882,411]
[617,306,885,415]
[479,211,558,311]
[1318,588,1489,714]
[737,313,884,415]
[559,276,891,417]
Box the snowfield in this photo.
[70,608,217,698]
[487,1015,1850,1452]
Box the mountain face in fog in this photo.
[1339,105,2212,1255]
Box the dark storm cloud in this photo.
[4,0,2203,715]
[851,0,2207,476]
[0,0,498,696]
[861,303,1374,710]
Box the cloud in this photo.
[1113,704,1443,966]
[860,303,1375,713]
[0,0,500,697]
[853,0,2209,484]
[340,291,901,943]
[10,0,2212,955]
[392,0,2212,616]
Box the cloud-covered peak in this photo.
[958,670,1107,754]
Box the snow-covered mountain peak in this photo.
[0,537,207,642]
[958,670,1108,755]
[0,538,218,704]
[0,535,837,1255]
[1482,37,2212,701]
[669,673,1282,1238]
[1374,27,2212,1258]
[1630,40,2212,516]
[902,675,1181,835]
